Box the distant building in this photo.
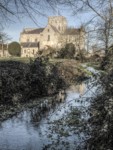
[20,16,86,57]
[0,44,10,57]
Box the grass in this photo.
[0,57,35,63]
[0,57,77,65]
[49,58,73,64]
[85,62,107,75]
[0,57,95,77]
[49,58,77,64]
[78,65,93,76]
[85,62,101,70]
[0,57,74,64]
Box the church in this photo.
[20,16,86,57]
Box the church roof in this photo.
[64,28,81,35]
[21,42,39,48]
[23,28,44,34]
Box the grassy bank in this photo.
[52,59,92,84]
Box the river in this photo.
[0,69,99,150]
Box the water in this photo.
[0,79,98,150]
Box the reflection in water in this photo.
[0,82,95,150]
[68,83,86,95]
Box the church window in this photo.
[24,49,26,53]
[35,39,37,42]
[48,29,49,32]
[48,35,50,41]
[38,42,40,49]
[27,39,29,42]
[33,49,34,54]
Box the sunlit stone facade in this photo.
[20,16,86,57]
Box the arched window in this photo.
[35,39,37,42]
[33,49,34,54]
[48,35,50,41]
[27,39,29,42]
[38,42,40,49]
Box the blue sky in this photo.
[4,7,92,43]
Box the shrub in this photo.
[75,49,86,62]
[8,41,21,56]
[0,57,65,105]
[58,43,76,59]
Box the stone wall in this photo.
[21,47,38,57]
[20,33,40,43]
[59,32,85,51]
[40,24,60,49]
[48,16,67,33]
[0,44,10,57]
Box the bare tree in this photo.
[0,0,58,24]
[57,0,113,55]
[0,31,11,56]
[96,6,113,55]
[0,0,59,41]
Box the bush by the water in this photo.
[57,43,76,59]
[85,47,113,150]
[75,49,86,62]
[0,57,65,106]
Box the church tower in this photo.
[48,16,67,33]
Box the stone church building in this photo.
[20,16,86,57]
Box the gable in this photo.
[64,28,80,35]
[42,24,59,34]
[22,28,44,34]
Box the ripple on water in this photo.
[0,81,98,150]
